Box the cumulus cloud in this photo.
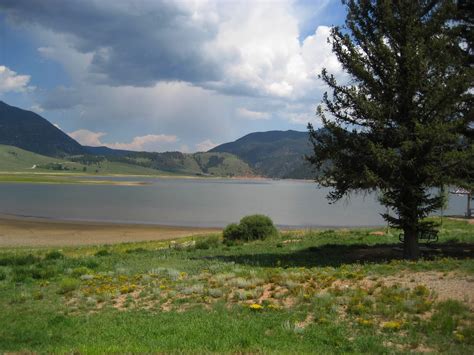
[69,129,106,146]
[0,65,32,94]
[68,129,178,152]
[0,0,343,146]
[0,1,341,101]
[237,108,270,120]
[195,139,218,152]
[107,134,178,151]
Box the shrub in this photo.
[223,215,277,244]
[240,214,278,241]
[195,235,221,249]
[223,223,249,243]
[0,270,6,281]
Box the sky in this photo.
[0,0,346,152]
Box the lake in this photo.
[0,178,466,228]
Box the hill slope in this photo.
[0,101,85,157]
[116,151,255,177]
[0,145,165,175]
[210,130,314,179]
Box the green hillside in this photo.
[115,151,255,177]
[0,145,164,175]
[211,130,314,179]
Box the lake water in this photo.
[0,178,467,228]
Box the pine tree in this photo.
[307,0,473,259]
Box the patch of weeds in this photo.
[95,249,111,257]
[71,267,93,278]
[182,284,204,296]
[208,288,223,298]
[125,247,147,254]
[427,300,470,337]
[44,251,65,260]
[195,235,221,250]
[0,253,40,266]
[58,277,80,294]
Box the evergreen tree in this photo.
[307,0,473,259]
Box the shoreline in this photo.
[0,170,314,185]
[0,213,220,248]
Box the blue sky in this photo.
[0,0,346,152]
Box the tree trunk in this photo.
[403,228,419,260]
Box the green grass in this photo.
[0,218,473,353]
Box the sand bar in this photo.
[0,213,220,247]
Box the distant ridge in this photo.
[0,101,85,157]
[210,130,314,179]
[84,145,132,157]
[0,101,316,179]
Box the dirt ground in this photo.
[0,214,219,247]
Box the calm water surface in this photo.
[0,178,466,228]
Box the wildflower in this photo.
[356,318,373,327]
[453,331,465,342]
[249,303,263,311]
[382,321,402,330]
[267,304,281,310]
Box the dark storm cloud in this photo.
[0,0,222,86]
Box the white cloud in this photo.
[0,65,32,94]
[68,129,106,146]
[237,107,270,120]
[68,129,179,151]
[2,1,343,142]
[107,134,178,151]
[195,139,218,152]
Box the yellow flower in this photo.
[267,304,281,310]
[454,331,465,342]
[249,303,263,311]
[382,321,402,330]
[357,318,373,327]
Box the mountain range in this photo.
[0,100,315,178]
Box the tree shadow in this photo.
[204,242,474,268]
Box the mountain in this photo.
[0,101,85,156]
[210,130,315,179]
[115,151,254,177]
[0,101,316,179]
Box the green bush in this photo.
[240,214,278,241]
[195,235,221,250]
[223,223,248,244]
[223,215,278,244]
[0,270,6,281]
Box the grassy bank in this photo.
[0,219,473,353]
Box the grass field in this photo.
[0,218,473,353]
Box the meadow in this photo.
[0,218,473,353]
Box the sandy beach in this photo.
[0,213,220,247]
